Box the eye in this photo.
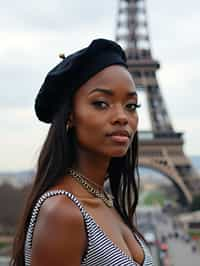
[92,101,109,109]
[126,103,141,112]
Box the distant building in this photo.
[0,170,33,188]
[0,174,20,187]
[177,211,200,235]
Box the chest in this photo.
[81,200,145,265]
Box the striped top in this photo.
[24,190,154,266]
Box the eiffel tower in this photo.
[115,0,200,206]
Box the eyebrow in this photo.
[89,88,138,97]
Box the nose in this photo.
[111,104,128,125]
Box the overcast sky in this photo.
[1,0,200,171]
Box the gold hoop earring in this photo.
[66,123,70,133]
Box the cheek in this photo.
[73,110,102,144]
[129,113,139,131]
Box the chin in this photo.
[107,147,129,158]
[111,152,128,158]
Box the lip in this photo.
[109,135,129,144]
[107,130,130,144]
[108,130,130,138]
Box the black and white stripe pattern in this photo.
[24,190,154,266]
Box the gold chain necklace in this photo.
[67,168,113,208]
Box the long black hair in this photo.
[10,92,143,266]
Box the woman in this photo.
[11,39,154,265]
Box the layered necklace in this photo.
[67,168,113,208]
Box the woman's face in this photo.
[70,65,139,159]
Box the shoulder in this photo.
[37,193,83,226]
[31,193,87,266]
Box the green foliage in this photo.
[143,190,165,206]
[188,229,200,237]
[0,242,10,249]
[190,195,200,211]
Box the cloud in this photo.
[0,21,116,108]
[175,117,200,155]
[0,1,117,31]
[0,107,49,171]
[0,0,199,170]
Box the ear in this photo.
[67,112,75,127]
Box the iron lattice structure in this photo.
[115,0,200,205]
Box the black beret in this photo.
[35,38,127,123]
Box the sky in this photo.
[0,0,200,171]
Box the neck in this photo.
[73,150,110,190]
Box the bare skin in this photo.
[31,65,144,265]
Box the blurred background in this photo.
[0,0,200,265]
